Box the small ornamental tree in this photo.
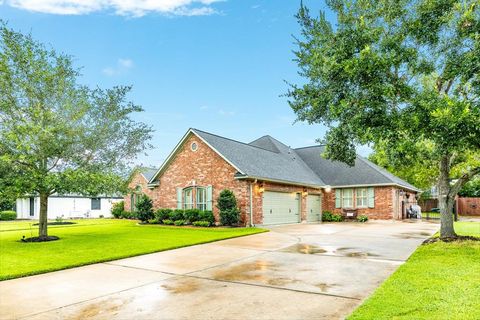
[217,189,240,226]
[136,194,154,223]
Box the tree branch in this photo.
[449,166,480,198]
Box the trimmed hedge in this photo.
[193,220,211,227]
[0,210,17,221]
[120,211,137,220]
[169,209,185,221]
[149,208,216,226]
[155,208,172,221]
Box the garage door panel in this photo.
[263,191,300,225]
[307,195,322,222]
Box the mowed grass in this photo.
[0,219,266,281]
[348,222,480,320]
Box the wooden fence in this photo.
[457,197,480,216]
[418,199,438,212]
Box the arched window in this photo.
[177,186,212,211]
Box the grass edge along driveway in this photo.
[0,219,266,281]
[348,221,480,320]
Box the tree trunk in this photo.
[38,192,49,239]
[438,155,456,238]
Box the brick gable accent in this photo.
[124,171,156,212]
[151,133,250,224]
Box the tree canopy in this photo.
[0,22,153,238]
[288,0,480,238]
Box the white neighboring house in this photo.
[16,195,123,220]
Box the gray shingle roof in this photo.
[139,167,158,182]
[294,146,419,191]
[151,128,419,192]
[192,129,325,187]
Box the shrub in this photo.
[322,211,333,221]
[148,218,160,224]
[121,211,137,219]
[174,219,186,226]
[322,211,343,222]
[0,199,15,211]
[162,219,174,225]
[111,201,124,219]
[330,213,344,222]
[155,208,172,222]
[184,209,201,223]
[357,215,369,223]
[193,220,211,227]
[169,209,185,221]
[136,194,154,222]
[199,210,215,225]
[217,189,240,226]
[0,210,16,221]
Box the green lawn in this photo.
[0,219,266,281]
[348,222,480,320]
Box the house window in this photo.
[356,188,368,207]
[191,142,198,151]
[183,188,193,209]
[29,197,35,216]
[196,187,207,211]
[91,198,101,210]
[342,189,354,208]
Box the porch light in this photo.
[324,185,332,193]
[258,186,265,193]
[302,191,308,197]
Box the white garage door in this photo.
[307,194,322,222]
[262,191,301,225]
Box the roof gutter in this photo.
[234,174,325,189]
[330,183,420,193]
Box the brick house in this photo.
[125,167,158,212]
[125,129,419,225]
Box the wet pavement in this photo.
[0,220,439,320]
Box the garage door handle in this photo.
[289,209,291,213]
[270,209,272,214]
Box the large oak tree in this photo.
[288,0,480,238]
[0,23,153,239]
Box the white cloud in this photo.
[6,0,224,17]
[102,58,133,76]
[218,108,235,116]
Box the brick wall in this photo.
[151,133,250,224]
[250,182,323,224]
[323,186,396,220]
[124,171,155,212]
[139,131,413,224]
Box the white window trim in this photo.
[183,187,194,209]
[196,187,207,211]
[356,188,368,208]
[342,188,354,208]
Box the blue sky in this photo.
[1,0,371,167]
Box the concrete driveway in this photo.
[0,220,438,320]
